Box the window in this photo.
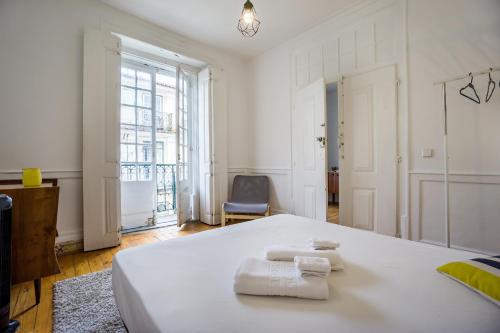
[120,66,153,181]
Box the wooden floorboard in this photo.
[10,221,217,333]
[327,203,339,223]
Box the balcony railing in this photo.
[156,164,176,215]
[120,163,176,215]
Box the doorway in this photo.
[119,58,197,232]
[326,83,339,224]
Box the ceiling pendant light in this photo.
[237,0,261,37]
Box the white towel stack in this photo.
[294,256,331,278]
[309,238,340,250]
[233,239,343,300]
[264,245,344,271]
[233,258,329,300]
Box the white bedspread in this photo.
[112,214,500,333]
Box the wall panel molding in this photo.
[0,169,83,180]
[228,167,292,214]
[410,172,500,255]
[0,169,84,244]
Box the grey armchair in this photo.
[221,175,270,226]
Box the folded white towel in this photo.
[310,238,340,250]
[265,246,344,271]
[301,271,329,278]
[294,256,331,273]
[234,258,329,300]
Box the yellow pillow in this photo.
[437,256,500,306]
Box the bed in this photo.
[112,214,499,333]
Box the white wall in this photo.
[407,0,500,254]
[326,86,339,170]
[0,0,249,242]
[247,0,500,253]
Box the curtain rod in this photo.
[434,67,500,85]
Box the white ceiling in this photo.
[101,0,362,58]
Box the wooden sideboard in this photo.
[328,171,339,203]
[0,180,61,304]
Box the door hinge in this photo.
[396,155,403,164]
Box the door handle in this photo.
[316,136,326,147]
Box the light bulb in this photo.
[243,10,254,24]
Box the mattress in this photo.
[112,214,499,333]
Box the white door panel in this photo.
[83,29,122,251]
[340,65,397,236]
[292,79,327,221]
[198,67,228,225]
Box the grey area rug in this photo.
[53,270,127,333]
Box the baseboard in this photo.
[56,229,83,244]
[271,208,289,214]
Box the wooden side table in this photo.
[328,171,339,203]
[0,180,61,304]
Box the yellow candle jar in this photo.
[22,168,42,187]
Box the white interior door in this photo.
[340,65,397,236]
[198,67,228,225]
[83,29,122,251]
[292,78,327,221]
[176,67,193,227]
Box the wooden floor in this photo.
[10,221,217,333]
[327,203,339,223]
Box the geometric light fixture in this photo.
[237,0,261,37]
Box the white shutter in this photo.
[198,67,228,225]
[210,68,228,224]
[176,67,193,227]
[83,29,122,251]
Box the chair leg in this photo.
[34,278,41,305]
[221,204,226,227]
[265,205,270,217]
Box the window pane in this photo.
[137,108,152,127]
[121,106,135,124]
[156,95,163,112]
[156,112,166,131]
[120,144,136,163]
[156,143,164,164]
[137,90,151,108]
[121,68,135,87]
[138,144,153,162]
[137,128,152,147]
[120,125,136,143]
[157,72,176,88]
[121,86,135,105]
[137,71,152,90]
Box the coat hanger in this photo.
[485,68,496,103]
[459,73,480,104]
